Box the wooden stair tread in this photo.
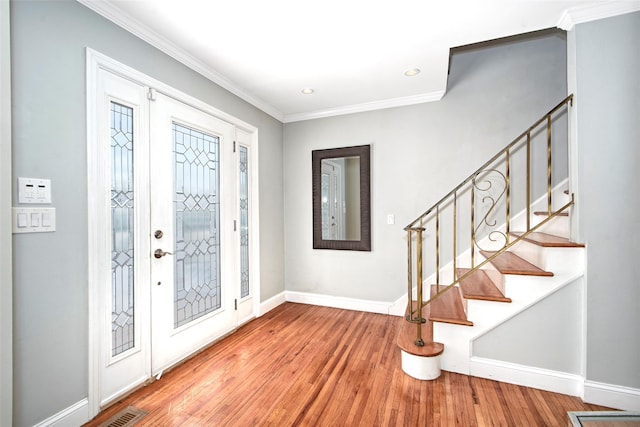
[510,231,584,248]
[456,268,511,303]
[429,285,473,326]
[534,211,569,217]
[480,250,553,276]
[397,301,444,357]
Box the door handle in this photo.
[154,249,173,259]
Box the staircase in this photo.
[397,95,584,380]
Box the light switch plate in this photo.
[18,177,52,204]
[12,207,56,233]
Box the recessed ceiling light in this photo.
[404,68,421,77]
[301,88,314,94]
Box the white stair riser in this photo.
[532,215,570,238]
[509,241,584,274]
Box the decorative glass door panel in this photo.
[235,129,255,322]
[239,145,250,299]
[110,102,136,357]
[173,124,221,328]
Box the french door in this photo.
[90,61,256,410]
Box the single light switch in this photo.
[31,213,41,227]
[17,213,28,228]
[386,214,395,225]
[42,212,52,227]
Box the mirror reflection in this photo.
[312,144,370,251]
[321,156,361,241]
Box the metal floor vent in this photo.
[98,406,148,427]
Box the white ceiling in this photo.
[79,0,639,122]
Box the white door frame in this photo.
[86,48,261,418]
[0,1,13,425]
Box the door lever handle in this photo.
[154,249,173,259]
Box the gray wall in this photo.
[10,1,284,425]
[473,279,583,373]
[575,12,640,390]
[283,31,568,302]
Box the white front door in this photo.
[149,93,237,374]
[89,60,255,410]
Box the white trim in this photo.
[584,381,640,411]
[389,294,408,317]
[285,290,393,315]
[33,399,90,427]
[0,0,12,425]
[283,91,445,123]
[557,1,640,31]
[86,48,101,419]
[87,49,258,134]
[259,292,287,316]
[77,0,284,122]
[401,351,442,380]
[469,357,585,397]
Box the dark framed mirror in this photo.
[312,144,371,251]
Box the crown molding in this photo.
[558,1,640,31]
[77,0,285,122]
[283,90,446,123]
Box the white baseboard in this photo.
[469,357,584,397]
[388,294,407,317]
[259,291,286,315]
[33,398,89,427]
[584,380,640,411]
[285,290,392,315]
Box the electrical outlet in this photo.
[18,177,52,204]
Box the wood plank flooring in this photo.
[84,303,610,426]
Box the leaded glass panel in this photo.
[239,146,250,298]
[173,123,221,328]
[110,102,135,356]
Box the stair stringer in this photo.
[434,263,584,375]
[393,231,586,377]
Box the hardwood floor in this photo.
[84,303,610,426]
